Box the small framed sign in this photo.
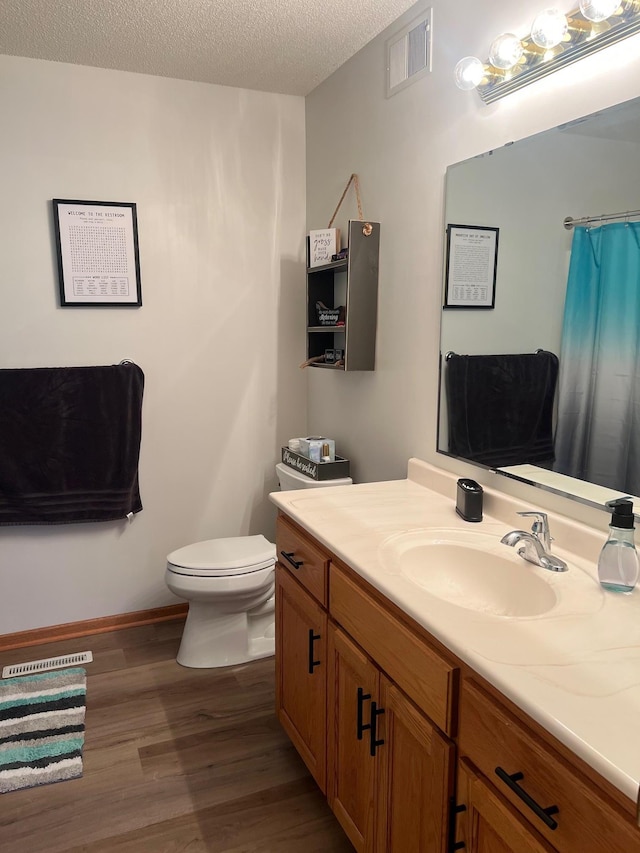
[444,224,499,309]
[308,228,340,268]
[52,199,142,307]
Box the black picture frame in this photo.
[52,199,142,307]
[443,223,499,309]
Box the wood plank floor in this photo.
[0,620,353,852]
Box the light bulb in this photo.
[531,8,569,48]
[454,56,485,90]
[488,33,524,69]
[579,0,619,22]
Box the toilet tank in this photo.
[275,462,352,490]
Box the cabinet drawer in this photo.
[276,515,329,606]
[459,679,640,853]
[329,564,457,736]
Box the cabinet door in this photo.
[376,676,454,853]
[455,760,555,853]
[275,565,327,792]
[328,624,379,852]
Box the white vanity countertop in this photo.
[269,458,640,807]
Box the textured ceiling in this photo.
[0,0,418,96]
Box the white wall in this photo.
[0,55,306,634]
[305,0,640,514]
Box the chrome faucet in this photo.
[501,511,568,572]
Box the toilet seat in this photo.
[167,534,276,577]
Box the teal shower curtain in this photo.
[555,222,640,493]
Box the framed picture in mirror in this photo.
[443,224,498,309]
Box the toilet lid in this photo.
[167,534,276,577]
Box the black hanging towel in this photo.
[446,351,558,468]
[0,363,144,525]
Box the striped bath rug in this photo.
[0,667,86,793]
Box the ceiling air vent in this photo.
[386,8,433,98]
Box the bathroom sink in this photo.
[378,529,558,618]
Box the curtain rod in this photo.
[563,209,640,230]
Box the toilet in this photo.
[165,461,352,668]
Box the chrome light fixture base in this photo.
[464,3,640,104]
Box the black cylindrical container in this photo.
[456,478,483,522]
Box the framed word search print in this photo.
[444,224,498,309]
[53,199,142,307]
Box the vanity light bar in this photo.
[457,3,640,104]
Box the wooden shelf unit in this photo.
[306,220,379,372]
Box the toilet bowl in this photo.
[167,462,353,669]
[166,535,277,668]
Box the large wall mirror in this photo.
[438,95,640,513]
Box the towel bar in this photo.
[445,349,546,361]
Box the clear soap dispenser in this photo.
[597,498,639,592]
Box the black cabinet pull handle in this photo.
[369,702,385,757]
[308,629,321,674]
[280,550,303,570]
[448,800,467,852]
[495,767,559,830]
[356,687,372,740]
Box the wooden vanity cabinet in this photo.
[275,516,330,793]
[275,511,640,853]
[276,514,455,852]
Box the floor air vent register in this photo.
[2,651,93,679]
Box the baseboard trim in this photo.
[0,604,188,653]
